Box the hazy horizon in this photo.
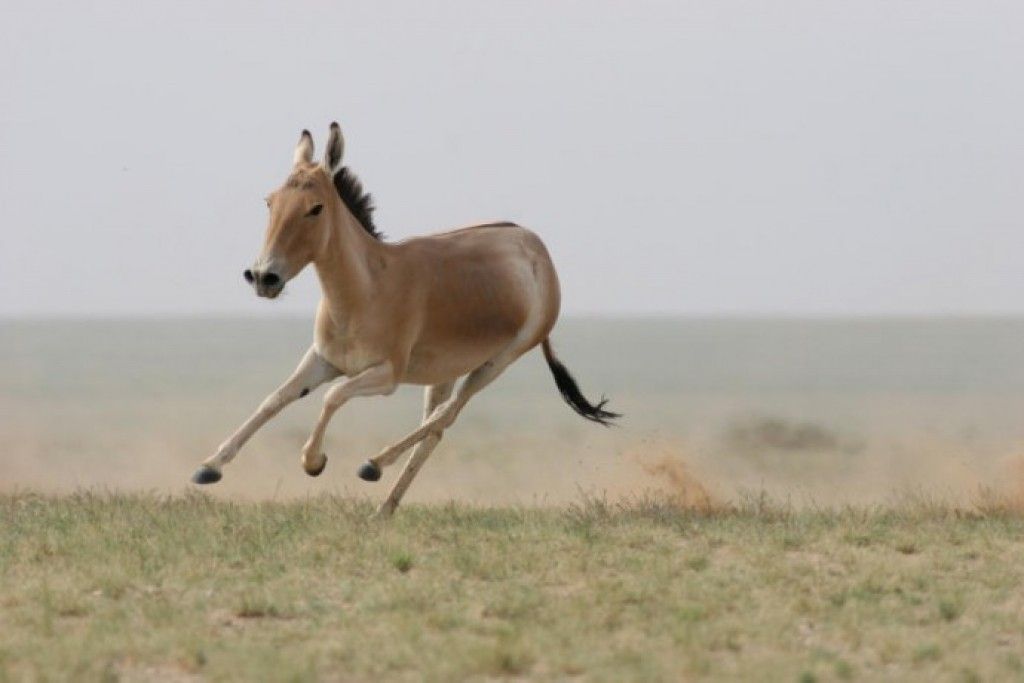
[6,317,1024,503]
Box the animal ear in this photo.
[293,129,314,166]
[322,121,345,174]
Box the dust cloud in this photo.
[4,408,1024,509]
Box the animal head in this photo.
[244,123,345,299]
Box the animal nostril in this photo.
[243,269,255,284]
[262,272,281,287]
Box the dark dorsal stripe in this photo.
[471,221,519,229]
[333,167,382,240]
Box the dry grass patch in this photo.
[1,491,1023,681]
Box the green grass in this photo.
[2,492,1024,681]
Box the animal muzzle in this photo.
[243,268,284,299]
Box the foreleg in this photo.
[193,346,340,484]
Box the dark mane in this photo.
[333,167,382,240]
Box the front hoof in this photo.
[191,466,222,485]
[357,461,382,482]
[305,454,328,477]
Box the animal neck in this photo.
[312,201,383,325]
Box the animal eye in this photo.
[306,204,324,217]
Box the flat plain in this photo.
[5,318,1024,680]
[2,492,1024,682]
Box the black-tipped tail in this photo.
[542,339,620,426]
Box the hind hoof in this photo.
[305,455,327,477]
[191,466,222,485]
[357,461,381,482]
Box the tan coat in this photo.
[194,123,616,515]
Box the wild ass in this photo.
[192,123,618,515]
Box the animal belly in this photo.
[402,338,506,385]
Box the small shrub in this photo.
[391,551,414,574]
[686,555,710,571]
[236,595,282,619]
[939,600,963,622]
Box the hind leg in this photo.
[373,381,455,517]
[366,349,520,474]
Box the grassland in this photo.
[2,492,1024,682]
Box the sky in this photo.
[1,1,1022,317]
